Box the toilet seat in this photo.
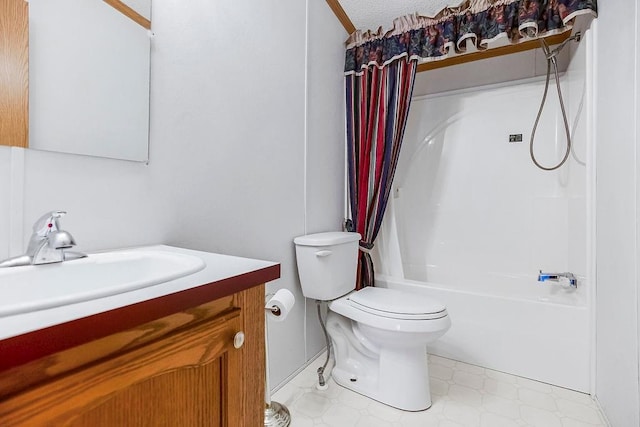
[329,287,449,333]
[347,287,447,320]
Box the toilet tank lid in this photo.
[294,232,361,247]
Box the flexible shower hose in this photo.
[529,38,575,171]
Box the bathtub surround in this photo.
[374,31,591,392]
[0,0,346,391]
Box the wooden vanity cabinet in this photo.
[0,284,265,426]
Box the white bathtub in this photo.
[375,274,591,392]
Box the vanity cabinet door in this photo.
[0,307,245,426]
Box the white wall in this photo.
[594,1,640,425]
[0,150,11,262]
[0,0,345,390]
[304,0,349,360]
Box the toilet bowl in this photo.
[294,232,451,411]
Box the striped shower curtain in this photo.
[345,57,417,289]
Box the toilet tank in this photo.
[293,232,361,301]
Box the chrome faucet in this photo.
[0,211,87,268]
[538,270,577,288]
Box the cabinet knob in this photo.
[233,331,245,349]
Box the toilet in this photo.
[294,231,451,411]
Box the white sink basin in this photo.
[0,249,206,317]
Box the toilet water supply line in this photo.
[316,300,332,390]
[530,32,581,171]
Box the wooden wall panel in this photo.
[325,0,356,34]
[0,0,28,148]
[102,0,151,30]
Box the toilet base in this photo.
[327,313,434,411]
[331,348,432,412]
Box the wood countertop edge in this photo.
[0,263,280,372]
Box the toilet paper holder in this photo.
[265,297,282,316]
[265,289,294,320]
[265,305,282,316]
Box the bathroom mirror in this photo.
[27,0,151,162]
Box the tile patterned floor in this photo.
[272,353,608,427]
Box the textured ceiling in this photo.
[339,0,465,32]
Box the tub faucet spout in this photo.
[538,271,577,288]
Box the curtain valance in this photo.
[344,0,597,75]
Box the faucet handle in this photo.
[32,210,67,237]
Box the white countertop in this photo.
[0,245,278,341]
